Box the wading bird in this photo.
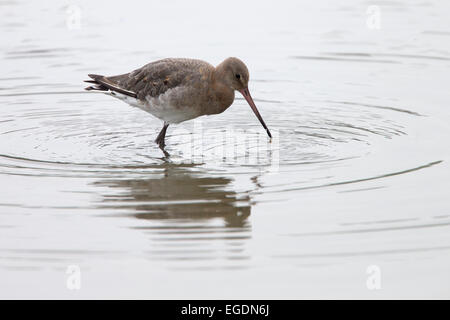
[85,57,271,155]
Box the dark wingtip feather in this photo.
[88,74,103,80]
[84,83,109,92]
[84,73,136,98]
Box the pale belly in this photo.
[110,88,206,124]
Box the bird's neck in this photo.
[214,61,231,86]
[210,66,235,113]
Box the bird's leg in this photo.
[155,122,169,154]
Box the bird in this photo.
[84,57,272,155]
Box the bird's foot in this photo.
[161,148,170,157]
[155,137,169,157]
[159,145,170,157]
[155,122,170,157]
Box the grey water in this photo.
[1,0,450,298]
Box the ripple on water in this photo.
[291,52,450,65]
[0,90,422,175]
[0,87,440,268]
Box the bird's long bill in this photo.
[239,88,272,138]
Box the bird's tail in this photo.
[84,74,137,98]
[84,74,109,92]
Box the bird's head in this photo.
[215,57,271,138]
[219,57,250,91]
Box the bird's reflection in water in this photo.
[94,164,253,268]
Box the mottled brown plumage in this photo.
[85,57,271,155]
[111,59,208,100]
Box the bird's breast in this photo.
[203,83,235,115]
[134,76,235,123]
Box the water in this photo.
[1,0,450,298]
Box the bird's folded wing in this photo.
[85,74,137,98]
[107,59,189,101]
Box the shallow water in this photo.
[1,0,450,298]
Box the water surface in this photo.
[1,0,450,298]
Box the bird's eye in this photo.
[235,74,241,79]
